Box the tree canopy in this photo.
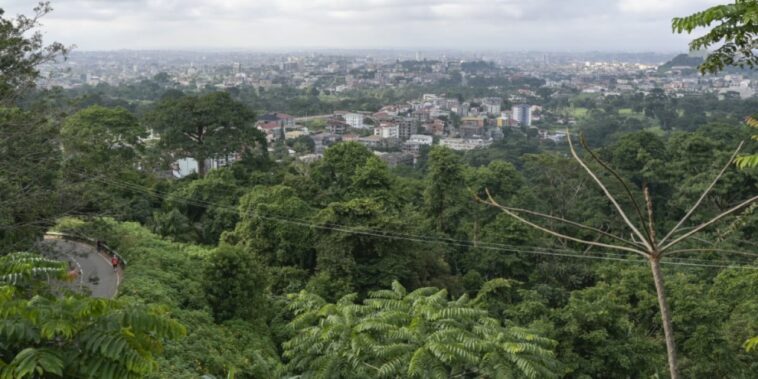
[146,92,265,176]
[0,252,185,379]
[673,0,758,74]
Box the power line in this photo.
[80,172,758,270]
[92,173,758,266]
[90,173,758,268]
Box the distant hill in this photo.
[657,53,704,73]
[658,52,751,74]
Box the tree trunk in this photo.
[650,256,679,379]
[197,155,207,177]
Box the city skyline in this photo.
[4,0,722,52]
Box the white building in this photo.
[298,154,323,163]
[408,134,433,145]
[440,138,492,151]
[403,134,433,155]
[374,124,399,139]
[172,154,239,178]
[344,113,365,129]
[483,102,501,115]
[173,158,198,178]
[481,98,502,115]
[512,104,532,126]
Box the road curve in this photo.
[39,238,121,299]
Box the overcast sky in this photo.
[3,0,723,52]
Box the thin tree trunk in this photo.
[197,155,207,177]
[650,256,679,379]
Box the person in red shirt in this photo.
[111,255,119,272]
[67,262,80,280]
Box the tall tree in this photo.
[312,141,375,201]
[146,92,265,177]
[0,2,68,252]
[479,134,758,379]
[61,106,145,167]
[735,115,758,168]
[424,146,468,236]
[310,198,423,299]
[0,108,61,253]
[59,105,149,218]
[224,185,315,269]
[0,2,68,106]
[203,245,270,323]
[162,169,244,244]
[673,0,758,74]
[672,1,758,169]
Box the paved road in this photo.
[39,238,120,298]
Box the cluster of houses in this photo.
[246,94,569,170]
[168,92,570,177]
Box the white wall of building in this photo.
[440,138,492,151]
[174,158,198,178]
[344,113,365,129]
[512,104,532,126]
[408,134,433,145]
[374,125,399,139]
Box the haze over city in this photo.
[4,0,723,51]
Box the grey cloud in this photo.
[0,0,724,50]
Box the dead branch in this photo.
[580,135,650,241]
[491,204,642,248]
[661,194,758,252]
[478,189,649,257]
[660,141,744,245]
[567,130,653,251]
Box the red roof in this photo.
[257,121,281,130]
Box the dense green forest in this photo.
[2,2,758,379]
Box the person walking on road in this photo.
[67,261,81,280]
[111,255,119,272]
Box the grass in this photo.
[618,108,635,115]
[317,94,344,102]
[569,107,589,119]
[644,126,665,137]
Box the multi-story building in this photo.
[425,119,446,136]
[481,97,502,115]
[512,104,532,126]
[343,113,365,129]
[460,116,485,138]
[398,118,418,140]
[374,123,400,139]
[256,121,284,142]
[258,112,295,129]
[440,138,492,151]
[327,117,350,135]
[403,134,434,155]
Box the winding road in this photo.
[40,237,121,298]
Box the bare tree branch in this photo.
[580,135,651,242]
[661,194,758,252]
[660,141,744,245]
[478,189,649,257]
[492,204,643,248]
[644,184,658,248]
[567,131,653,251]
